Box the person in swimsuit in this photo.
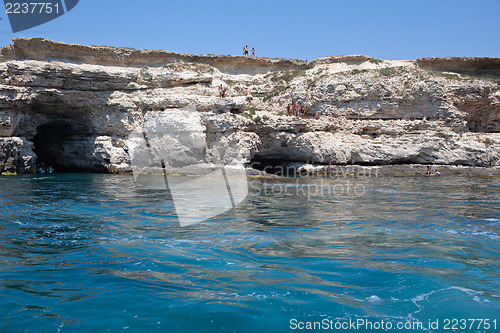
[427,164,441,176]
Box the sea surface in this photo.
[0,174,499,332]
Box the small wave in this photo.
[464,228,499,240]
[411,286,484,314]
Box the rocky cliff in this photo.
[1,38,499,175]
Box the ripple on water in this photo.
[0,174,499,332]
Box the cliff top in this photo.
[0,38,309,75]
[1,38,499,77]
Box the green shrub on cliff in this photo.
[377,68,398,76]
[271,70,307,83]
[369,58,384,64]
[263,85,288,102]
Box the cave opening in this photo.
[33,120,84,173]
[250,157,301,176]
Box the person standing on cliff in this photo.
[243,45,248,56]
[218,84,227,98]
[251,48,255,57]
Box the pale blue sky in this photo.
[0,0,498,60]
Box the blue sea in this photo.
[0,174,499,332]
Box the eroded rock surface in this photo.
[0,38,499,175]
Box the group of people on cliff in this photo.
[218,84,227,98]
[287,103,307,118]
[243,45,255,57]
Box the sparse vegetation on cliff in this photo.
[369,58,384,64]
[269,69,307,83]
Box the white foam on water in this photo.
[449,286,483,295]
[366,295,383,304]
[465,229,499,240]
[410,286,483,314]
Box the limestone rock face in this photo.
[0,38,499,174]
[0,137,36,173]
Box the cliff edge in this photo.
[1,38,499,175]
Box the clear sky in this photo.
[0,0,498,60]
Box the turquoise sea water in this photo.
[0,174,499,332]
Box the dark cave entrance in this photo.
[33,120,85,172]
[250,157,300,176]
[33,121,70,172]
